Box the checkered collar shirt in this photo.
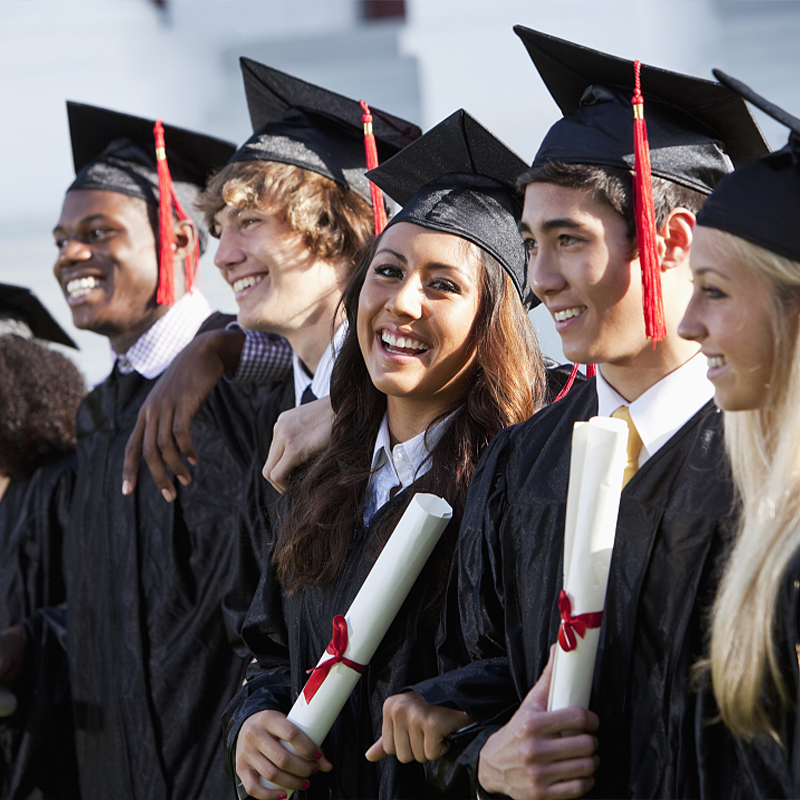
[113,290,212,379]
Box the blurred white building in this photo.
[2,0,799,384]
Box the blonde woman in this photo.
[678,72,800,798]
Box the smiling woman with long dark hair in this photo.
[224,111,547,800]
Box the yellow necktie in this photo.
[611,406,643,488]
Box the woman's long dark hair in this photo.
[273,230,547,595]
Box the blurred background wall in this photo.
[2,0,799,385]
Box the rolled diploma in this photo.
[548,416,628,712]
[256,492,452,794]
[0,686,17,717]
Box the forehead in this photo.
[378,221,481,266]
[57,189,150,226]
[521,181,615,228]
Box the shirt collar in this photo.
[369,411,452,478]
[292,322,347,407]
[113,290,212,379]
[596,352,713,462]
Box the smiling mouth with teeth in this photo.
[232,275,264,294]
[66,276,101,299]
[707,356,727,369]
[381,330,430,354]
[554,306,587,322]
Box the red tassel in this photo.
[153,121,176,306]
[360,100,388,235]
[553,363,597,402]
[153,121,199,305]
[631,61,666,343]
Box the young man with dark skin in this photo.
[367,28,769,800]
[0,103,276,800]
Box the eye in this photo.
[430,277,461,294]
[523,237,538,254]
[372,262,403,280]
[239,216,262,230]
[558,233,580,247]
[89,227,113,241]
[702,285,727,300]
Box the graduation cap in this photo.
[696,70,800,263]
[230,58,422,215]
[67,102,236,305]
[366,109,534,306]
[0,283,77,348]
[514,25,770,342]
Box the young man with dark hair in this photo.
[374,28,768,800]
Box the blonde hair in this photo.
[707,227,800,739]
[195,160,374,263]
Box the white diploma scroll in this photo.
[547,416,628,712]
[251,492,453,797]
[0,686,17,717]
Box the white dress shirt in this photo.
[595,352,714,468]
[362,412,452,525]
[291,323,348,408]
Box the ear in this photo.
[173,218,198,267]
[657,207,695,273]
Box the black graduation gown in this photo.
[0,456,79,800]
[223,487,452,800]
[691,548,800,800]
[414,377,738,799]
[56,366,266,800]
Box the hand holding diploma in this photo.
[236,493,452,799]
[477,646,599,800]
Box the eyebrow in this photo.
[52,214,110,235]
[373,247,471,277]
[518,217,584,236]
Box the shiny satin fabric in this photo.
[224,485,454,800]
[1,457,79,800]
[414,378,741,798]
[55,363,267,799]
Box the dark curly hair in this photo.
[0,336,86,479]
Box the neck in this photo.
[0,474,10,503]
[598,336,700,402]
[109,301,171,355]
[386,397,449,448]
[286,315,343,376]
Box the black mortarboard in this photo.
[0,284,77,348]
[515,26,769,195]
[366,109,534,306]
[229,58,422,206]
[67,102,236,257]
[696,71,800,263]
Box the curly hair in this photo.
[195,160,374,264]
[0,337,86,479]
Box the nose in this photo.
[386,275,423,319]
[54,238,91,273]
[214,227,246,274]
[678,291,705,343]
[528,247,565,301]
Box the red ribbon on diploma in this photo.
[557,590,604,652]
[302,615,367,703]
